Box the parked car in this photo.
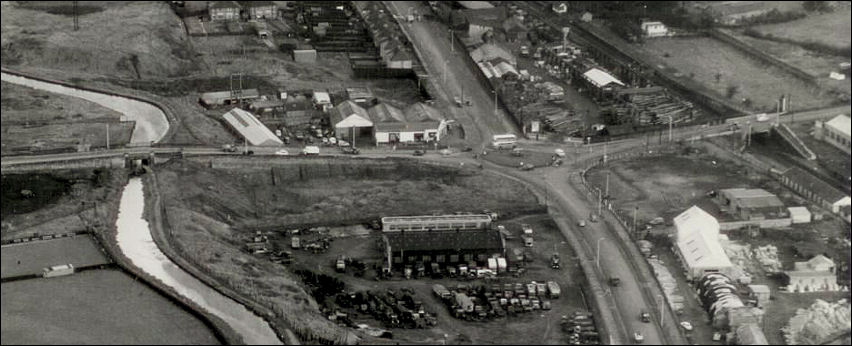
[413,150,425,156]
[640,311,650,323]
[555,148,566,157]
[680,321,693,331]
[302,146,320,155]
[609,277,621,287]
[633,332,644,344]
[341,147,360,155]
[274,149,289,156]
[520,163,535,171]
[338,140,350,147]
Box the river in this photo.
[0,72,169,144]
[115,178,282,345]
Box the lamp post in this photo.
[662,115,673,143]
[596,237,605,274]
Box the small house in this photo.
[784,255,839,292]
[245,1,278,19]
[208,1,241,21]
[312,91,332,111]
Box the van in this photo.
[302,146,320,155]
[491,134,517,149]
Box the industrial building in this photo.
[784,255,839,293]
[221,108,283,146]
[640,21,668,38]
[717,188,786,220]
[200,89,260,107]
[245,1,278,20]
[778,167,851,215]
[331,100,373,144]
[380,214,492,232]
[814,114,851,154]
[376,103,447,144]
[381,229,505,269]
[581,68,625,99]
[208,1,241,21]
[673,206,733,280]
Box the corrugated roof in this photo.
[383,229,504,252]
[783,167,848,204]
[674,205,719,242]
[368,103,405,123]
[825,114,851,138]
[676,227,733,270]
[720,188,784,209]
[331,100,372,128]
[372,102,443,133]
[222,108,282,146]
[209,1,241,10]
[583,68,624,88]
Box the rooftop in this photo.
[383,229,504,252]
[457,1,495,9]
[209,1,241,10]
[674,205,720,241]
[222,108,282,146]
[331,100,371,128]
[583,68,625,88]
[720,188,784,209]
[782,167,848,204]
[825,114,851,138]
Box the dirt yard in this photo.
[753,8,852,50]
[1,169,126,241]
[1,269,221,345]
[640,37,840,112]
[153,158,552,343]
[276,214,588,345]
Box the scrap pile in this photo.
[648,259,685,313]
[434,281,560,321]
[721,240,753,284]
[752,245,782,273]
[782,299,851,345]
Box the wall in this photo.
[719,218,792,231]
[1,156,125,174]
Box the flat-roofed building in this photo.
[815,114,851,154]
[381,214,492,232]
[381,228,505,269]
[718,188,786,220]
[200,89,260,107]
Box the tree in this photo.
[726,85,739,99]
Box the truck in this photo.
[335,255,346,272]
[291,236,301,249]
[433,284,452,300]
[546,281,561,298]
[222,144,238,152]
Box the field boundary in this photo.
[708,29,818,86]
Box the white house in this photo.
[815,114,851,154]
[640,21,668,38]
[785,255,840,293]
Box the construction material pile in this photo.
[752,245,782,273]
[782,299,851,345]
[721,240,753,283]
[648,258,684,312]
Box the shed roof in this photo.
[787,206,811,218]
[470,43,516,65]
[209,1,241,10]
[674,205,720,241]
[825,114,850,138]
[331,100,372,128]
[720,188,784,209]
[368,103,405,123]
[457,1,494,9]
[313,91,331,104]
[222,108,282,146]
[747,285,770,294]
[782,167,848,204]
[676,227,732,271]
[383,229,503,252]
[583,68,625,88]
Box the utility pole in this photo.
[605,171,610,199]
[73,1,79,31]
[105,123,110,150]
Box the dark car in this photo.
[413,150,425,156]
[341,147,360,155]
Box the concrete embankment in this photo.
[1,70,169,144]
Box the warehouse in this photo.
[673,206,733,280]
[200,89,260,107]
[784,255,839,293]
[331,100,373,144]
[381,214,493,232]
[372,102,447,145]
[221,108,283,146]
[717,188,786,221]
[381,228,505,270]
[778,167,850,214]
[814,114,851,154]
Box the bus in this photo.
[491,134,517,149]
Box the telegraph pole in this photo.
[73,1,79,31]
[105,123,110,150]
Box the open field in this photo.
[1,2,201,79]
[154,158,548,343]
[1,234,109,278]
[724,31,851,95]
[1,169,126,241]
[640,37,841,112]
[753,8,852,51]
[1,269,221,345]
[277,213,587,344]
[1,122,134,155]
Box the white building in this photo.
[331,101,373,144]
[640,21,668,38]
[370,102,446,145]
[787,206,811,224]
[785,255,840,292]
[815,114,851,154]
[222,108,283,146]
[674,206,733,280]
[313,91,332,112]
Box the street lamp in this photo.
[596,237,605,274]
[448,28,454,53]
[662,115,673,143]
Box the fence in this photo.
[708,29,817,86]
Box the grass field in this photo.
[1,269,220,345]
[0,235,109,278]
[724,31,851,94]
[641,37,841,113]
[1,81,122,124]
[1,1,201,78]
[753,8,852,50]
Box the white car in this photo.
[338,140,350,147]
[680,321,693,331]
[633,332,644,343]
[577,220,586,227]
[302,146,320,155]
[554,148,566,157]
[274,149,289,156]
[329,137,338,145]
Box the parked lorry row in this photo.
[433,281,561,321]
